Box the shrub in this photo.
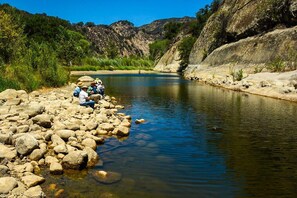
[230,69,244,81]
[267,58,286,72]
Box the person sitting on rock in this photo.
[87,81,99,95]
[96,81,105,96]
[73,82,83,97]
[79,85,95,109]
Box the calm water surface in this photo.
[44,74,297,198]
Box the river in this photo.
[43,73,297,198]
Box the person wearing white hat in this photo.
[79,85,95,109]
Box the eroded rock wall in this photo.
[186,0,297,76]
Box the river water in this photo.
[44,73,297,198]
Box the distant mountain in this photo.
[139,17,195,38]
[76,17,195,57]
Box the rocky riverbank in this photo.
[185,67,297,102]
[0,82,132,197]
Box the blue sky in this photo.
[0,0,213,26]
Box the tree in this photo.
[106,41,118,59]
[164,22,182,40]
[57,26,90,65]
[178,36,196,69]
[0,10,24,63]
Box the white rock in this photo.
[99,123,114,131]
[21,175,45,188]
[82,138,97,150]
[45,156,59,165]
[62,151,88,170]
[54,144,68,154]
[0,144,17,159]
[15,134,39,155]
[50,162,63,175]
[0,177,18,194]
[56,130,75,140]
[24,185,45,198]
[32,114,53,128]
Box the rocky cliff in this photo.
[184,0,297,78]
[78,17,194,57]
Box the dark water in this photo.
[44,73,297,198]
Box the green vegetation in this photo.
[0,4,89,91]
[178,36,196,69]
[68,57,154,71]
[149,40,170,61]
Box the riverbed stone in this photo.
[51,134,65,146]
[11,181,26,197]
[0,133,12,144]
[29,149,45,161]
[24,185,45,198]
[92,171,122,184]
[50,162,63,175]
[99,123,114,131]
[0,177,18,194]
[0,144,17,159]
[54,144,68,154]
[56,129,75,141]
[18,125,30,133]
[83,147,98,167]
[62,150,88,170]
[21,175,45,187]
[32,114,53,128]
[45,156,59,165]
[0,165,9,177]
[15,134,39,155]
[4,98,22,106]
[25,103,45,118]
[112,126,130,136]
[82,138,97,150]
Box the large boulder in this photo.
[62,151,88,170]
[77,76,94,85]
[15,134,39,155]
[0,177,18,194]
[82,138,97,150]
[32,114,53,128]
[25,104,45,118]
[0,89,18,100]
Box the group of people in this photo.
[73,78,105,109]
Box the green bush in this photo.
[0,75,20,92]
[267,58,286,72]
[231,69,244,81]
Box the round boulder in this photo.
[62,151,88,170]
[15,134,39,156]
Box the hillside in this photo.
[76,17,195,57]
